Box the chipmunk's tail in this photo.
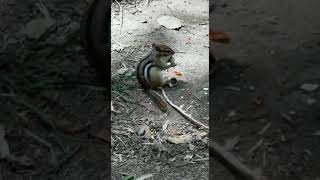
[146,90,168,112]
[209,30,231,44]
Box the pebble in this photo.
[137,127,145,136]
[249,85,255,91]
[307,98,317,105]
[189,144,195,151]
[300,83,319,92]
[228,110,237,117]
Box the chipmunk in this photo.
[136,44,177,112]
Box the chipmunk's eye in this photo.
[163,49,172,53]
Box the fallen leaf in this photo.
[184,154,193,161]
[300,83,319,92]
[189,144,195,150]
[157,16,183,30]
[166,134,192,144]
[140,102,156,112]
[136,174,154,180]
[162,120,170,130]
[116,66,128,75]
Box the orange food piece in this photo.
[174,71,183,76]
[209,30,231,44]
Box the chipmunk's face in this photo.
[152,43,176,68]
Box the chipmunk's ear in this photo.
[209,30,231,44]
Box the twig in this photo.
[46,145,81,174]
[248,139,264,155]
[78,84,106,91]
[24,129,52,148]
[115,0,123,32]
[146,0,151,6]
[115,135,127,148]
[160,89,209,130]
[210,140,267,180]
[37,0,51,19]
[134,0,142,12]
[0,93,15,97]
[166,5,175,17]
[192,157,209,162]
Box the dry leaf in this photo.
[184,154,193,161]
[157,16,183,30]
[136,174,154,180]
[162,120,170,130]
[166,134,192,144]
[140,102,156,112]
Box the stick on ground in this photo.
[210,140,267,180]
[160,88,209,130]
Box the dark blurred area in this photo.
[0,0,108,179]
[211,0,320,179]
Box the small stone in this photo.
[228,110,237,117]
[307,98,316,105]
[137,127,145,136]
[269,50,275,55]
[300,83,319,92]
[189,144,195,151]
[186,126,193,132]
[184,154,193,161]
[249,85,255,91]
[289,110,296,116]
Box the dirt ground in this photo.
[111,0,209,179]
[0,0,108,179]
[212,0,320,179]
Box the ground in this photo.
[212,0,320,179]
[111,0,209,179]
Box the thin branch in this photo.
[161,89,209,130]
[115,0,123,32]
